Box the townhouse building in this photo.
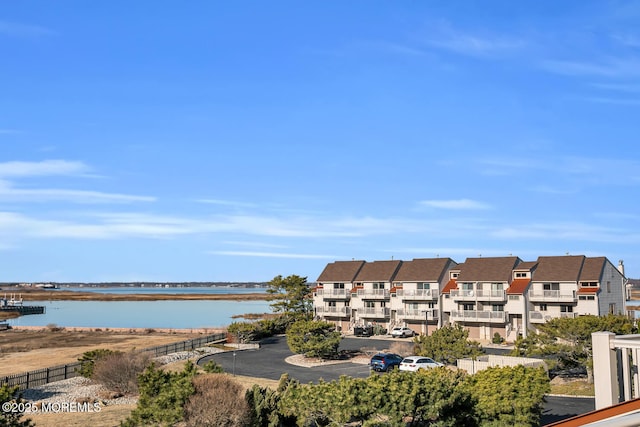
[314,254,627,341]
[389,257,457,335]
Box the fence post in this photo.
[593,332,618,410]
[46,368,50,383]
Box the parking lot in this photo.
[197,334,595,425]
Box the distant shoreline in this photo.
[3,289,270,302]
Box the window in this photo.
[407,303,419,310]
[427,302,436,309]
[452,272,459,278]
[365,301,375,308]
[462,303,475,311]
[491,283,503,291]
[560,305,573,313]
[539,304,548,311]
[417,282,430,290]
[345,300,350,306]
[515,272,528,278]
[492,305,504,312]
[333,283,345,289]
[543,283,560,291]
[607,281,611,293]
[328,301,336,307]
[380,302,386,308]
[372,282,385,290]
[580,282,598,287]
[508,295,520,301]
[462,283,474,291]
[579,295,595,301]
[609,303,616,314]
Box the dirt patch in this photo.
[0,329,208,376]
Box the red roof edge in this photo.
[544,398,640,427]
[441,279,458,294]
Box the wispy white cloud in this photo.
[0,182,155,204]
[0,20,55,38]
[0,129,21,135]
[0,160,89,178]
[209,251,338,259]
[421,22,524,58]
[590,82,640,93]
[541,57,640,78]
[194,198,257,208]
[222,240,288,249]
[586,97,640,106]
[419,199,491,210]
[490,221,637,243]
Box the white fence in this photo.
[457,354,546,375]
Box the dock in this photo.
[0,305,46,315]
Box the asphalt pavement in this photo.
[197,335,595,425]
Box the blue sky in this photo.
[1,1,640,282]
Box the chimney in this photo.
[618,260,625,276]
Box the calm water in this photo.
[6,289,272,329]
[57,286,268,294]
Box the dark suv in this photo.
[369,353,403,372]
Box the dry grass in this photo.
[25,403,136,427]
[0,329,203,376]
[550,378,594,396]
[0,311,20,320]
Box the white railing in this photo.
[359,307,390,318]
[316,306,350,316]
[529,289,576,301]
[450,289,506,300]
[357,289,390,299]
[529,311,577,323]
[450,310,507,323]
[315,288,350,298]
[450,289,475,298]
[396,289,436,299]
[396,308,438,320]
[592,332,640,410]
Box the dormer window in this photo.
[515,272,528,278]
[580,282,598,287]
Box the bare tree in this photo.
[184,374,250,427]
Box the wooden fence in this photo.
[1,332,227,391]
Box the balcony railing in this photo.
[315,288,351,299]
[450,289,506,301]
[529,311,577,323]
[396,308,438,320]
[359,307,390,318]
[356,289,390,299]
[450,310,507,323]
[315,306,350,317]
[592,332,640,410]
[528,289,576,302]
[396,289,437,300]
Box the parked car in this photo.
[399,356,444,372]
[391,326,415,338]
[370,353,403,372]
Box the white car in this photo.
[399,356,444,372]
[390,327,415,338]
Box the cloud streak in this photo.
[209,251,338,259]
[420,199,490,210]
[0,20,55,38]
[0,160,89,178]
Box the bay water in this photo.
[6,287,272,329]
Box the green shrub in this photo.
[0,384,34,427]
[202,360,224,373]
[122,361,198,426]
[286,320,341,358]
[78,348,120,378]
[492,333,504,344]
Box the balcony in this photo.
[450,310,507,323]
[315,288,351,299]
[396,308,438,321]
[356,289,390,299]
[529,289,576,302]
[530,311,577,323]
[316,306,350,317]
[450,289,506,301]
[359,307,390,318]
[396,289,437,301]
